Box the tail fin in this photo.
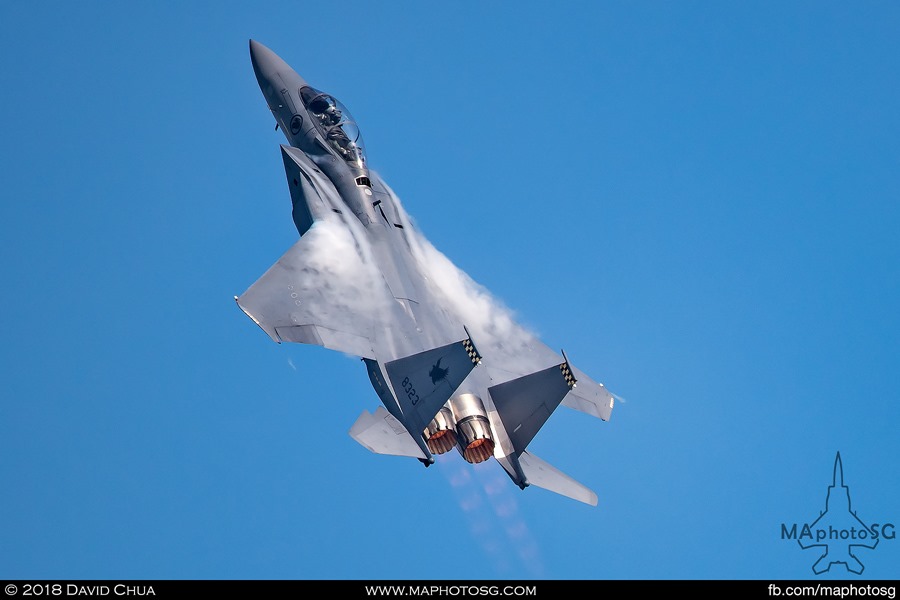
[488,362,573,455]
[519,451,598,506]
[384,337,481,437]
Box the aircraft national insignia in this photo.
[429,358,449,385]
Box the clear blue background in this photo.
[1,2,898,580]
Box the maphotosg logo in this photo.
[781,452,895,575]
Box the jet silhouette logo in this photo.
[429,358,449,385]
[781,453,895,575]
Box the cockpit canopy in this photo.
[300,86,367,170]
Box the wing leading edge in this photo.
[236,146,408,359]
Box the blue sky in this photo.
[1,2,898,580]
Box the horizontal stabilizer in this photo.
[489,362,574,454]
[349,407,426,459]
[519,450,598,506]
[385,338,482,438]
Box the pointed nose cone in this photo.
[249,39,308,91]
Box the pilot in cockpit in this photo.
[323,104,342,125]
[327,126,352,158]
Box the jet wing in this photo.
[236,148,407,359]
[561,363,615,421]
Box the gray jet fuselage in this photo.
[240,40,614,505]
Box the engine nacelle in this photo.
[449,393,495,464]
[423,407,457,455]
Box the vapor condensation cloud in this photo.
[383,179,561,376]
[295,218,395,321]
[302,173,560,374]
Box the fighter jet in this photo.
[237,40,615,505]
